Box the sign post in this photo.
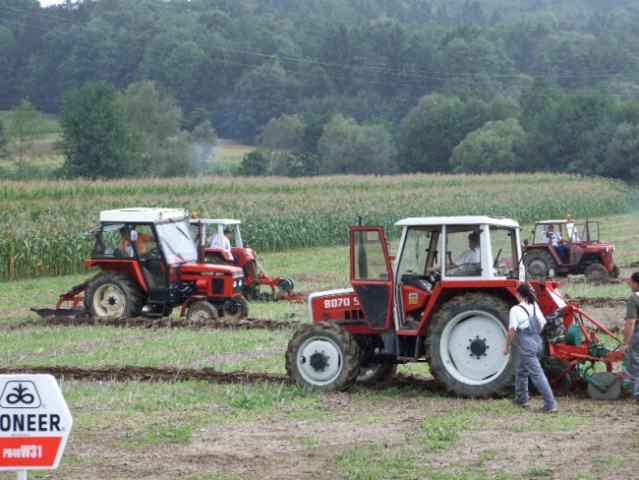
[0,374,73,478]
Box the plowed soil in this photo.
[0,366,636,480]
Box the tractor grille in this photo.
[212,279,224,295]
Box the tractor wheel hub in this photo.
[309,351,329,371]
[468,336,488,358]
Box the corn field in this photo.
[0,173,634,281]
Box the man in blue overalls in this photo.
[504,282,558,413]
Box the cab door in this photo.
[350,226,394,331]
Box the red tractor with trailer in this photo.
[190,218,305,301]
[285,215,629,399]
[523,216,619,281]
[38,208,248,321]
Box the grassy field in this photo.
[0,206,638,479]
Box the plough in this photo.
[539,292,630,399]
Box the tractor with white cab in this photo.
[285,215,629,399]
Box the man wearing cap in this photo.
[622,271,639,402]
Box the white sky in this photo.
[39,1,68,6]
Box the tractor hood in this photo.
[180,263,243,276]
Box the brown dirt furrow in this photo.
[0,365,292,384]
[7,313,301,331]
[0,365,442,392]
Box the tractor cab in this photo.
[90,212,198,292]
[190,218,304,301]
[191,218,245,265]
[351,216,525,333]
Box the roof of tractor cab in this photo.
[100,208,189,223]
[534,219,577,225]
[190,218,242,226]
[395,215,519,228]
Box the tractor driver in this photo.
[544,225,569,263]
[427,231,480,275]
[208,227,233,251]
[119,226,152,257]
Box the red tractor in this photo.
[191,218,305,301]
[285,216,628,399]
[42,208,248,321]
[523,216,619,281]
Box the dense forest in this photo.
[1,0,639,182]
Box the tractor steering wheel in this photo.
[427,270,441,284]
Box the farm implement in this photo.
[539,295,630,399]
[190,218,307,302]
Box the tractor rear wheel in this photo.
[426,294,516,398]
[286,322,360,391]
[524,250,557,279]
[85,272,143,318]
[585,263,609,281]
[187,301,220,322]
[221,296,249,320]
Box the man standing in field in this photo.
[621,271,639,403]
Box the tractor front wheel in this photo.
[426,294,516,398]
[85,272,143,318]
[221,296,249,320]
[286,322,360,391]
[524,250,557,279]
[585,263,609,281]
[610,265,620,279]
[187,301,220,322]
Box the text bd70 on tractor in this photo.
[189,218,306,302]
[35,208,248,322]
[285,216,630,400]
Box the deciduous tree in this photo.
[57,80,139,179]
[9,98,40,176]
[449,118,528,173]
[121,80,184,176]
[317,114,397,174]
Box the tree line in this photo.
[1,0,639,182]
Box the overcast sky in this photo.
[39,0,67,6]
